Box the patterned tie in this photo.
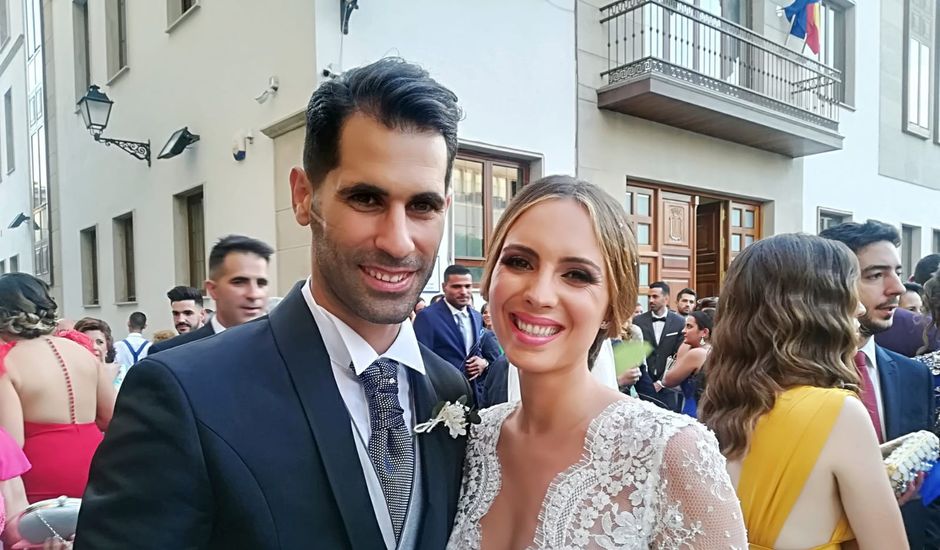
[357,357,414,541]
[854,351,884,443]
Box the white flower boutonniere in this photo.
[414,395,480,439]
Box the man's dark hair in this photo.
[443,264,472,283]
[913,254,940,285]
[166,286,204,306]
[678,287,697,300]
[819,220,901,253]
[208,235,274,278]
[128,311,147,331]
[303,57,462,189]
[649,281,671,296]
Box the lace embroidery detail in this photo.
[447,398,748,549]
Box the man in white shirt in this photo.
[113,311,151,366]
[78,58,470,550]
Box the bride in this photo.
[446,176,747,549]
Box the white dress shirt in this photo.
[114,332,151,366]
[444,300,473,353]
[210,315,227,334]
[302,280,425,550]
[651,310,668,344]
[858,337,887,441]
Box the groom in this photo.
[75,58,471,549]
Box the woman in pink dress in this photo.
[0,273,115,504]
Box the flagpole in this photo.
[783,6,799,47]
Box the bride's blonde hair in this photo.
[479,175,639,366]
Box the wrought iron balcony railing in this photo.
[600,0,842,130]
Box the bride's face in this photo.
[488,198,609,374]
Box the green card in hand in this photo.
[613,340,653,377]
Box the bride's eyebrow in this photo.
[501,244,537,258]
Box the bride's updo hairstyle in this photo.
[479,175,639,366]
[0,273,58,339]
[699,233,861,459]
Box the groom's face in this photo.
[291,112,451,330]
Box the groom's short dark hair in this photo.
[302,57,463,190]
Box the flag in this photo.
[784,0,821,55]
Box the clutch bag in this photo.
[881,430,940,495]
[16,496,80,544]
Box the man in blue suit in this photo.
[414,265,501,404]
[822,221,936,550]
[76,58,470,549]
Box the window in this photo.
[167,0,199,29]
[80,226,99,306]
[106,0,128,79]
[0,260,5,274]
[24,0,39,54]
[174,188,205,289]
[8,255,17,273]
[451,153,526,280]
[113,213,136,302]
[933,229,940,253]
[818,1,849,104]
[73,0,91,102]
[901,224,921,280]
[905,0,934,136]
[817,208,851,234]
[4,89,12,174]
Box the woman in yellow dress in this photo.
[700,233,907,549]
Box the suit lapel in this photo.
[434,301,465,353]
[411,350,462,548]
[269,282,385,549]
[635,314,655,345]
[876,345,901,440]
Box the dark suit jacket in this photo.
[75,283,472,550]
[876,344,936,549]
[147,322,216,355]
[632,310,685,411]
[481,355,510,409]
[413,300,501,403]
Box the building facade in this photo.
[44,0,576,332]
[0,0,44,279]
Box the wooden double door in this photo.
[624,183,761,308]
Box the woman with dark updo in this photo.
[0,273,115,509]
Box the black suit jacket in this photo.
[481,355,510,409]
[147,322,216,354]
[632,310,685,410]
[75,282,472,549]
[875,344,936,549]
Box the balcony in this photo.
[598,0,843,157]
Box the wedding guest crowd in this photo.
[0,56,937,550]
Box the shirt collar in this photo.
[444,299,467,318]
[651,308,668,320]
[302,277,426,377]
[127,332,142,338]
[859,337,879,370]
[210,315,227,334]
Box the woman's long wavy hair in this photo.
[480,175,639,368]
[0,273,58,339]
[699,234,862,459]
[920,271,940,355]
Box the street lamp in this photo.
[77,85,151,166]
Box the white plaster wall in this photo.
[0,0,34,274]
[802,0,940,261]
[48,0,577,331]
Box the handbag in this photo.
[880,430,940,495]
[15,496,80,545]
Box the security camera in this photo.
[254,76,280,104]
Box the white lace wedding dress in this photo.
[446,398,748,549]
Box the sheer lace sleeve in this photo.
[652,422,748,549]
